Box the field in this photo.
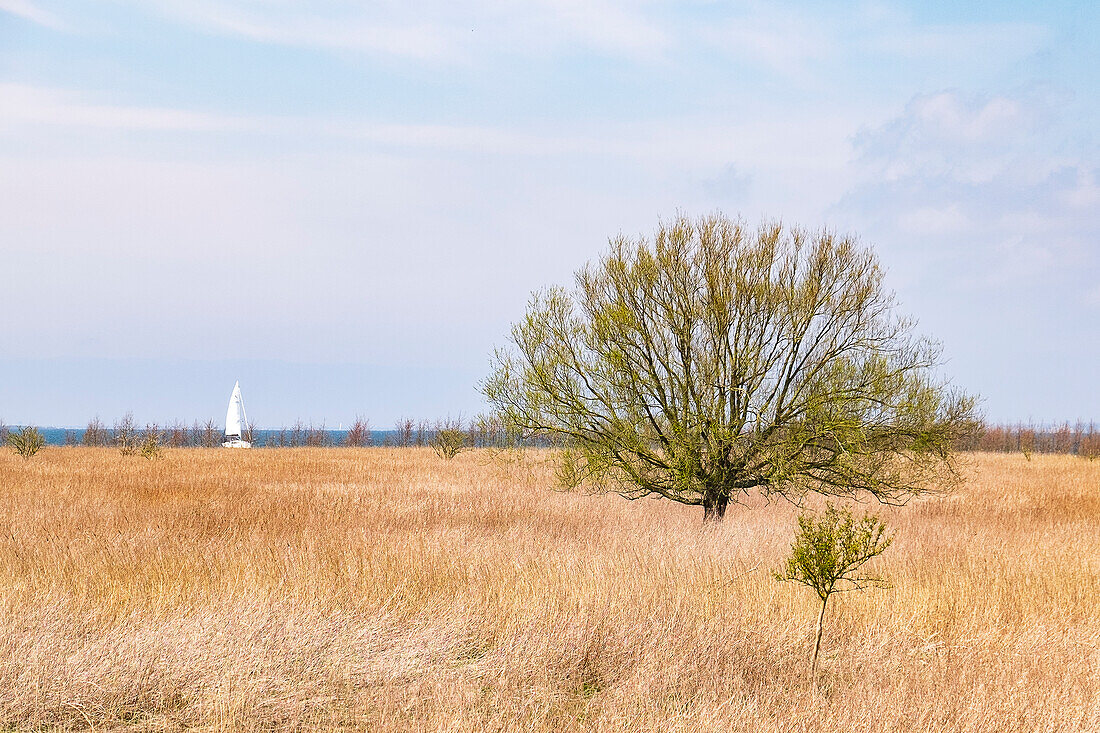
[0,448,1097,732]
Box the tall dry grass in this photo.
[0,448,1097,731]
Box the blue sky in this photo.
[1,0,1098,427]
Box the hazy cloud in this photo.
[0,0,63,29]
[843,88,1099,293]
[2,1,1097,423]
[131,0,670,63]
[0,84,257,132]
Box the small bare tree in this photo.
[776,504,892,683]
[345,417,373,447]
[395,418,414,447]
[115,413,140,456]
[290,420,305,447]
[270,427,289,448]
[305,422,331,447]
[83,416,108,446]
[201,419,219,448]
[8,426,46,460]
[166,421,189,448]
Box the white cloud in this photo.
[0,3,1094,421]
[699,9,833,82]
[1085,284,1100,308]
[865,22,1047,61]
[1063,168,1100,209]
[527,0,669,57]
[133,0,669,63]
[909,93,1025,142]
[842,89,1099,294]
[0,0,63,29]
[0,83,862,180]
[688,4,1047,87]
[145,1,456,61]
[898,204,969,235]
[0,84,256,132]
[853,90,1055,184]
[0,80,871,367]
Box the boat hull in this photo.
[222,439,252,449]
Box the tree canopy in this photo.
[483,214,979,521]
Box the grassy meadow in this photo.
[0,447,1097,731]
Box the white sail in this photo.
[224,381,248,447]
[225,381,243,437]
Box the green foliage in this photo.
[777,504,892,599]
[433,429,468,460]
[140,433,162,460]
[483,214,979,522]
[7,426,46,460]
[777,503,892,681]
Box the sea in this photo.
[22,428,399,447]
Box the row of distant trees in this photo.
[55,413,526,450]
[959,421,1100,458]
[2,416,1096,457]
[77,414,227,448]
[387,415,532,449]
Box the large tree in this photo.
[482,214,979,522]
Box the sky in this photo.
[1,0,1098,428]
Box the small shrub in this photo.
[83,416,109,447]
[8,426,46,460]
[140,432,162,460]
[345,417,372,447]
[305,423,331,447]
[776,503,892,683]
[433,429,468,460]
[166,421,190,448]
[394,418,414,447]
[201,419,219,448]
[115,413,140,456]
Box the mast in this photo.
[239,387,248,440]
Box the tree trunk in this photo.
[811,596,828,684]
[702,494,729,523]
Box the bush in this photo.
[776,504,892,682]
[433,429,468,460]
[115,413,140,456]
[345,417,372,447]
[305,423,331,447]
[83,417,110,446]
[8,426,46,460]
[141,433,162,460]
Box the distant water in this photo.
[21,428,399,447]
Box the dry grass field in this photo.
[0,447,1097,732]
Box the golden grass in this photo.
[0,448,1097,731]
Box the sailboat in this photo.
[222,381,252,448]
